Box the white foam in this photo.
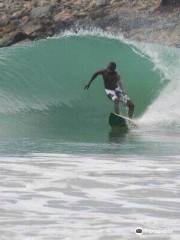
[134,43,180,127]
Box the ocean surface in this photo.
[0,31,180,240]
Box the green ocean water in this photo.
[0,32,180,240]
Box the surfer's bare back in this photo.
[84,62,134,118]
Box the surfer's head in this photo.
[108,62,116,71]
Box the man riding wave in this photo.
[84,62,135,118]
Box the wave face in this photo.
[0,32,177,138]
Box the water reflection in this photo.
[108,127,128,143]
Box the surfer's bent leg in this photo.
[114,89,121,114]
[105,89,120,114]
[114,99,120,114]
[127,100,135,118]
[119,92,135,118]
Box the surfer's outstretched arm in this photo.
[84,70,103,90]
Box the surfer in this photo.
[84,62,135,118]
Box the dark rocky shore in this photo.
[0,0,179,48]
